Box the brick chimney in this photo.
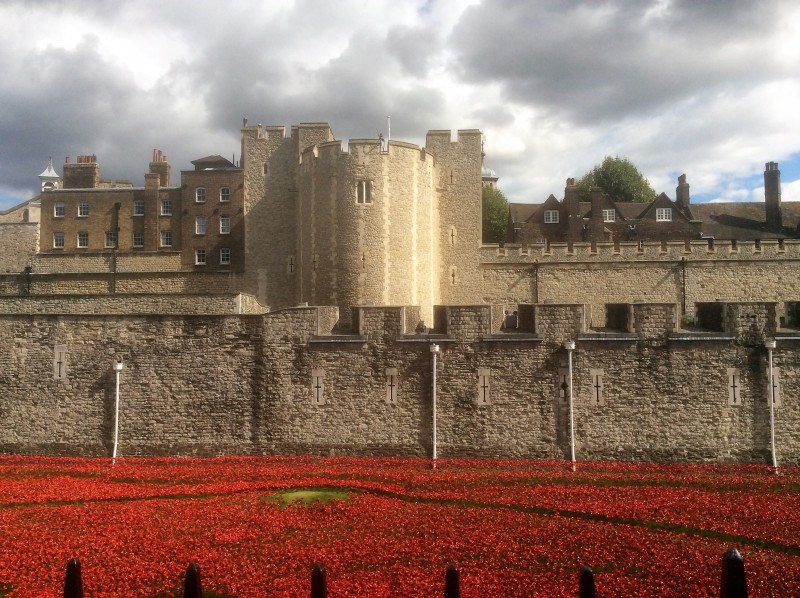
[564,178,583,242]
[675,174,690,210]
[148,149,171,187]
[586,187,605,242]
[764,161,782,232]
[62,154,100,189]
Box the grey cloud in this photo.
[449,0,791,124]
[385,24,441,77]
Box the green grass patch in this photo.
[266,488,350,507]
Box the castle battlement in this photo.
[483,238,800,263]
[299,138,433,166]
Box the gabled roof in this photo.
[509,203,539,224]
[690,202,800,240]
[636,193,692,222]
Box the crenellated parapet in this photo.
[482,239,800,263]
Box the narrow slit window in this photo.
[356,180,372,204]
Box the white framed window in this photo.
[161,200,172,216]
[105,231,117,248]
[195,188,206,203]
[195,249,206,265]
[160,230,172,247]
[77,232,89,248]
[602,209,615,223]
[78,201,89,217]
[220,248,231,265]
[219,187,230,202]
[53,232,64,248]
[656,208,672,222]
[54,201,65,218]
[544,209,559,224]
[219,216,231,234]
[195,216,206,235]
[133,200,145,216]
[356,180,372,204]
[132,231,144,248]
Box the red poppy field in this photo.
[0,456,798,597]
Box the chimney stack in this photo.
[675,174,690,210]
[764,161,782,232]
[148,148,171,187]
[62,154,100,189]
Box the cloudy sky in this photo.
[1,0,799,210]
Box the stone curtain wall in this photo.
[0,303,797,463]
[0,294,267,315]
[481,240,800,328]
[0,223,38,273]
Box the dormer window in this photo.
[602,209,615,223]
[544,210,559,224]
[656,208,672,222]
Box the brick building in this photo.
[510,164,798,247]
[37,151,244,273]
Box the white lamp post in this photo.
[564,340,576,471]
[112,357,124,464]
[430,343,440,469]
[765,339,777,471]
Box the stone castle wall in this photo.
[0,271,241,297]
[480,239,800,327]
[0,223,38,273]
[0,293,267,315]
[0,303,796,463]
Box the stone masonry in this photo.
[0,302,795,463]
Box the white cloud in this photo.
[1,0,799,211]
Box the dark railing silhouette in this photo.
[62,548,749,597]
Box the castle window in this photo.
[356,180,372,204]
[656,208,672,222]
[161,200,172,216]
[695,302,724,331]
[53,232,64,248]
[727,368,741,405]
[263,162,269,175]
[160,230,172,247]
[54,202,65,218]
[195,249,206,265]
[133,200,145,216]
[105,231,117,249]
[78,201,89,217]
[605,304,630,332]
[132,231,144,248]
[589,369,605,405]
[544,210,559,224]
[219,216,231,234]
[219,187,230,202]
[195,188,206,203]
[77,232,88,248]
[220,248,231,265]
[602,209,615,223]
[477,368,491,406]
[195,216,206,235]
